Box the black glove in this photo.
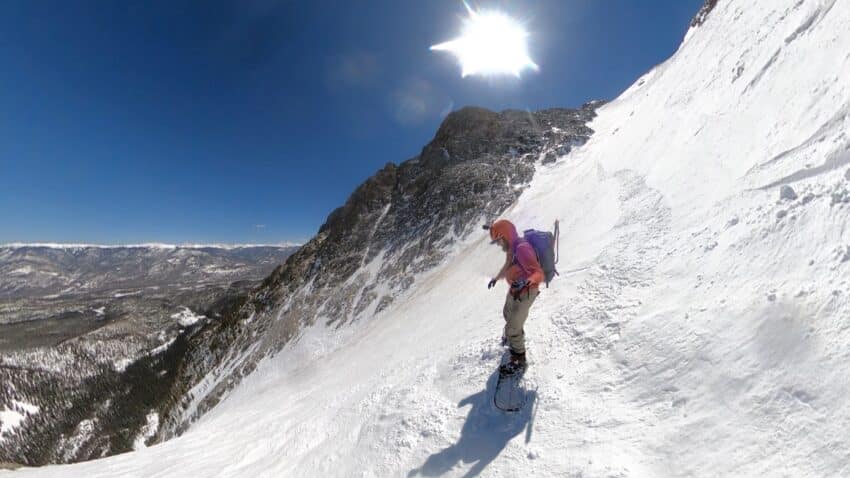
[488,278,498,289]
[510,279,529,301]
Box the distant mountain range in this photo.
[0,244,300,301]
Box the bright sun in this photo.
[431,2,538,78]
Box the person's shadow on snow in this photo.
[408,369,537,478]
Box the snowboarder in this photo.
[486,219,545,373]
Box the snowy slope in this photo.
[8,0,850,476]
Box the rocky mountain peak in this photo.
[690,0,719,28]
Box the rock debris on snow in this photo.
[780,184,798,201]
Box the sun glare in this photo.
[431,2,538,78]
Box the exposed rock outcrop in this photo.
[691,0,719,28]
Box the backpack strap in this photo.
[511,239,530,276]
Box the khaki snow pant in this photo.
[502,288,539,355]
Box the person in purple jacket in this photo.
[487,219,545,370]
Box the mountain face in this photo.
[268,106,598,329]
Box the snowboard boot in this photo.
[500,350,527,376]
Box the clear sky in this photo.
[0,0,703,244]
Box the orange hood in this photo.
[489,219,519,246]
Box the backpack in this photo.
[515,220,561,287]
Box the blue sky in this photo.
[0,0,703,244]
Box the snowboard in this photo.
[494,362,529,412]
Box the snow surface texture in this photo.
[9,0,850,476]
